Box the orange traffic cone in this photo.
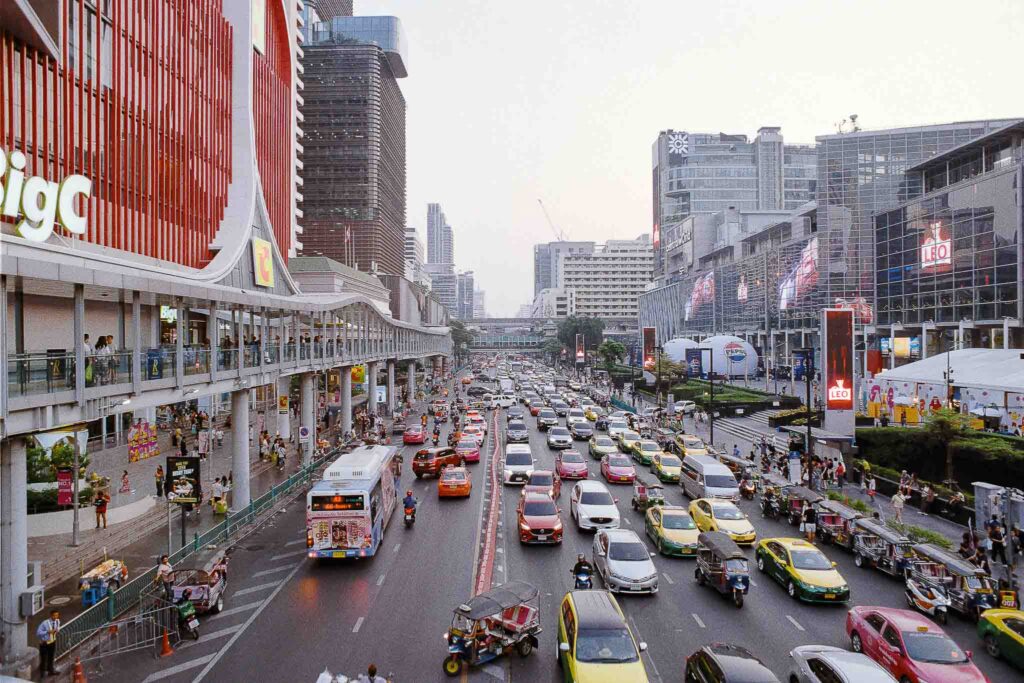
[158,628,174,657]
[72,656,87,682]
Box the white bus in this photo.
[306,445,400,559]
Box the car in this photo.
[528,403,543,416]
[556,590,649,681]
[537,408,559,430]
[685,644,779,683]
[583,407,601,422]
[789,645,897,683]
[506,406,526,422]
[463,425,486,446]
[502,444,535,485]
[517,492,563,544]
[616,430,642,454]
[412,447,463,478]
[601,454,637,484]
[592,528,658,594]
[675,433,708,456]
[461,376,473,385]
[551,401,570,417]
[467,414,488,434]
[566,408,588,426]
[690,499,757,545]
[629,439,662,466]
[977,608,1024,670]
[523,469,562,499]
[568,381,582,391]
[588,435,618,460]
[673,400,697,415]
[494,394,516,409]
[570,480,620,531]
[454,438,481,464]
[645,505,700,557]
[438,466,472,498]
[847,606,987,683]
[547,426,573,449]
[505,420,530,443]
[594,415,610,431]
[569,421,594,440]
[757,538,850,603]
[402,425,427,445]
[648,452,681,482]
[607,420,629,440]
[467,386,488,397]
[554,450,588,481]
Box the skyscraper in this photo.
[473,289,487,319]
[427,203,455,266]
[300,15,409,275]
[457,271,476,320]
[533,241,595,296]
[310,0,353,20]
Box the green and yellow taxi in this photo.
[628,439,662,466]
[616,430,642,454]
[650,452,682,483]
[755,537,850,603]
[674,433,708,456]
[645,505,699,557]
[588,435,618,460]
[584,406,601,422]
[688,499,756,545]
[978,608,1024,670]
[557,590,649,682]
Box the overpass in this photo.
[469,333,546,352]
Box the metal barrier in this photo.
[610,396,636,413]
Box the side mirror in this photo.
[559,642,570,653]
[638,641,648,652]
[965,649,973,660]
[613,498,620,504]
[832,561,838,568]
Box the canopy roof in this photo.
[875,349,1024,394]
[456,581,537,619]
[698,531,746,560]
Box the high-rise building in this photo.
[473,289,487,319]
[530,288,576,319]
[560,237,653,330]
[456,271,476,320]
[533,241,595,295]
[310,0,354,20]
[300,16,409,275]
[425,265,458,314]
[403,226,431,289]
[427,203,455,267]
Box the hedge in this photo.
[27,486,95,515]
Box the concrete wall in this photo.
[7,295,157,351]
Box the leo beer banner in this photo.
[823,309,854,410]
[575,334,585,362]
[642,327,656,372]
[685,348,703,377]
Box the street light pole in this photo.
[709,350,715,446]
[656,345,663,409]
[799,347,814,459]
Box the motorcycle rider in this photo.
[403,490,417,520]
[571,553,593,588]
[762,485,778,516]
[739,470,756,498]
[175,588,197,633]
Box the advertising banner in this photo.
[166,456,201,504]
[57,468,73,506]
[685,348,703,377]
[127,420,160,463]
[146,349,164,380]
[197,430,210,456]
[642,327,656,372]
[575,334,585,363]
[920,219,952,274]
[278,395,289,415]
[792,348,813,381]
[823,309,854,411]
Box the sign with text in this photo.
[57,468,73,506]
[920,220,952,274]
[685,348,703,377]
[165,456,201,504]
[127,420,160,462]
[2,148,92,243]
[823,309,854,411]
[278,395,289,415]
[642,327,656,372]
[575,334,585,363]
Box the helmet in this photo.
[577,553,585,562]
[406,490,413,497]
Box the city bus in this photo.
[306,445,400,559]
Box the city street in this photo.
[105,376,1017,683]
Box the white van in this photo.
[503,444,535,485]
[679,454,739,501]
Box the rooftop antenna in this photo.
[850,114,861,132]
[835,118,847,134]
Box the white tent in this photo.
[697,335,759,377]
[662,337,699,364]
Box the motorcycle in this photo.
[571,568,593,590]
[761,496,780,519]
[905,574,951,624]
[176,600,200,640]
[404,506,416,528]
[739,479,756,500]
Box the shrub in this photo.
[26,486,95,515]
[825,491,871,514]
[886,520,953,551]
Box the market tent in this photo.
[874,349,1024,395]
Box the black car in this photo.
[506,420,530,443]
[594,416,610,431]
[684,644,779,683]
[506,406,526,422]
[537,409,559,431]
[569,422,594,440]
[467,386,489,397]
[551,401,570,417]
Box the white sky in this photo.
[357,0,1022,317]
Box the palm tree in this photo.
[923,407,969,483]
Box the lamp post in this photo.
[655,345,663,408]
[798,347,814,459]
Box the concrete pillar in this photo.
[74,283,85,403]
[341,367,353,436]
[300,372,315,465]
[277,376,291,439]
[132,291,142,394]
[386,360,396,415]
[407,360,416,400]
[367,362,378,416]
[1,436,32,671]
[231,390,251,510]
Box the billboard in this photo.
[642,327,656,372]
[685,348,703,377]
[166,456,202,504]
[685,271,715,321]
[252,237,275,287]
[920,220,952,274]
[575,334,585,363]
[778,237,819,310]
[823,309,854,411]
[792,348,814,381]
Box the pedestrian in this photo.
[216,427,224,447]
[989,520,1008,565]
[93,489,110,529]
[172,426,181,447]
[211,477,225,509]
[1010,525,1022,570]
[900,411,907,428]
[155,465,164,497]
[921,484,936,514]
[361,663,388,683]
[156,555,174,600]
[801,503,817,543]
[119,470,130,494]
[36,609,61,677]
[866,474,877,503]
[891,490,906,523]
[179,436,188,458]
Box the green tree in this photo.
[922,407,970,482]
[596,339,626,371]
[27,438,88,484]
[449,320,476,364]
[542,338,564,364]
[556,316,605,351]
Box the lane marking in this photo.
[786,615,805,632]
[628,615,663,683]
[142,654,216,683]
[662,573,675,585]
[269,549,307,561]
[749,578,757,587]
[232,581,282,597]
[376,573,386,587]
[252,564,295,578]
[692,613,706,628]
[207,600,263,621]
[178,625,243,647]
[353,616,365,633]
[284,538,305,547]
[623,517,632,525]
[393,543,401,553]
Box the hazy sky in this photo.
[358,0,1022,317]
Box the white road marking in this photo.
[269,549,307,561]
[142,654,216,683]
[393,543,401,553]
[749,578,757,587]
[232,581,282,597]
[252,564,295,578]
[376,573,386,586]
[623,517,632,525]
[786,615,806,632]
[692,613,706,628]
[284,538,305,547]
[178,625,243,647]
[353,616,365,633]
[207,600,263,621]
[662,573,675,585]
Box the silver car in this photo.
[547,427,573,449]
[789,645,896,683]
[592,529,658,594]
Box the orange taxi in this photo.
[438,467,472,498]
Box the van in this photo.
[557,590,648,681]
[679,454,739,501]
[503,444,535,485]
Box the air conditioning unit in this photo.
[20,586,45,617]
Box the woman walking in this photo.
[155,465,164,497]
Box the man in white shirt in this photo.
[36,609,61,676]
[211,477,225,505]
[157,555,174,600]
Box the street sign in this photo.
[299,426,310,444]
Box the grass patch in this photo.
[886,520,953,551]
[825,491,872,514]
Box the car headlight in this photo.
[553,521,563,531]
[519,522,530,531]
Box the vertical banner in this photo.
[197,430,210,456]
[57,468,74,506]
[685,348,703,377]
[792,349,813,382]
[127,420,160,462]
[822,309,855,436]
[575,334,585,363]
[642,327,656,372]
[278,395,289,415]
[165,456,202,504]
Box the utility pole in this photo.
[800,348,814,459]
[656,346,663,408]
[708,350,715,446]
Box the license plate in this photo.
[332,551,345,558]
[537,535,547,541]
[187,619,199,629]
[824,593,836,599]
[627,585,641,591]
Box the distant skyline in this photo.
[358,0,1022,316]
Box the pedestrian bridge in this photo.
[468,334,546,352]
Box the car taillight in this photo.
[306,530,313,548]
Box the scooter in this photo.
[404,506,416,528]
[905,576,951,624]
[739,479,756,500]
[176,600,200,640]
[761,497,781,520]
[571,568,593,590]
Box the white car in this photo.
[566,409,588,426]
[673,400,697,415]
[502,445,534,485]
[468,415,488,434]
[570,480,621,531]
[495,394,516,409]
[607,420,629,440]
[592,529,658,594]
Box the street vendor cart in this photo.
[79,559,128,606]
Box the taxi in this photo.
[616,430,642,454]
[689,499,756,545]
[557,590,649,682]
[454,437,481,464]
[588,435,618,460]
[628,440,662,466]
[601,454,637,484]
[584,407,601,422]
[461,376,472,385]
[650,452,682,483]
[757,538,850,603]
[438,466,472,498]
[645,505,699,557]
[977,608,1024,670]
[463,425,486,446]
[674,434,708,456]
[402,424,427,445]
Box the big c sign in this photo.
[2,149,92,242]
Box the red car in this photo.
[529,404,542,417]
[846,606,988,683]
[601,454,637,484]
[412,447,463,478]
[403,425,426,445]
[523,470,561,499]
[517,492,563,544]
[554,450,588,480]
[454,438,481,464]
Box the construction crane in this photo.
[537,198,569,241]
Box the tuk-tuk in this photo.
[814,499,862,550]
[169,567,227,614]
[781,486,823,526]
[904,543,954,624]
[759,474,790,520]
[907,543,998,622]
[652,428,677,451]
[443,580,541,676]
[431,400,449,422]
[852,518,914,577]
[631,479,666,512]
[716,452,753,477]
[694,531,750,608]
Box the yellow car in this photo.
[557,590,649,682]
[688,499,756,545]
[628,439,662,466]
[617,430,641,454]
[651,452,682,483]
[755,538,850,603]
[978,608,1024,669]
[674,434,707,456]
[584,407,600,422]
[645,505,699,556]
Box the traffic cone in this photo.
[72,656,87,682]
[158,628,174,657]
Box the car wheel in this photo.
[854,553,865,568]
[985,633,1000,659]
[213,595,224,614]
[850,632,863,653]
[787,580,798,600]
[756,554,766,572]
